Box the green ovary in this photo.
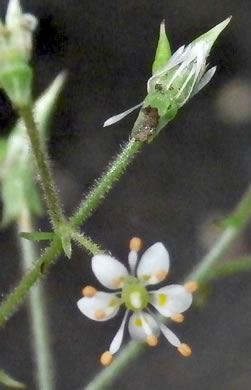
[121,276,149,311]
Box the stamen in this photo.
[94,310,106,320]
[146,335,158,347]
[184,281,199,293]
[111,277,124,288]
[155,270,168,281]
[81,286,97,297]
[129,237,142,251]
[171,313,184,323]
[100,351,113,366]
[177,343,192,357]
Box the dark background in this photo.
[1,0,251,389]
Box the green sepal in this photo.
[0,62,32,107]
[152,20,171,74]
[20,231,56,241]
[0,368,25,388]
[61,234,72,259]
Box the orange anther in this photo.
[111,277,124,288]
[129,237,142,251]
[94,310,106,320]
[146,335,158,347]
[155,270,168,281]
[184,281,199,293]
[170,313,184,323]
[178,343,192,357]
[82,286,97,297]
[100,351,113,366]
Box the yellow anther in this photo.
[100,351,113,366]
[155,270,168,281]
[158,293,167,306]
[129,237,142,251]
[111,277,124,288]
[177,343,192,357]
[134,318,142,327]
[146,335,158,347]
[170,313,184,323]
[82,286,97,297]
[94,310,106,320]
[184,281,199,293]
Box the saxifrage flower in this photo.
[77,238,198,365]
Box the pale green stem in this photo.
[19,105,65,228]
[71,231,104,255]
[0,138,142,327]
[70,139,142,228]
[17,206,54,390]
[83,185,251,390]
[204,255,251,280]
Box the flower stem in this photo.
[83,185,251,390]
[0,139,142,327]
[0,238,62,328]
[71,231,104,255]
[70,139,142,228]
[17,206,54,390]
[19,104,65,228]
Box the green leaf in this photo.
[61,235,72,259]
[20,231,56,241]
[0,368,25,388]
[152,20,171,74]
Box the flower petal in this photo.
[92,255,128,289]
[77,291,120,322]
[103,103,143,127]
[109,311,129,354]
[160,324,181,347]
[137,242,170,285]
[192,66,217,97]
[150,285,192,316]
[128,312,160,341]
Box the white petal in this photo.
[77,291,120,321]
[160,324,181,347]
[192,66,216,97]
[6,0,22,28]
[128,312,160,341]
[109,311,129,354]
[103,103,143,127]
[92,255,128,289]
[150,285,192,316]
[137,243,170,285]
[128,250,138,274]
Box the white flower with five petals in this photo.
[77,238,198,365]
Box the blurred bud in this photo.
[0,0,38,107]
[1,73,66,225]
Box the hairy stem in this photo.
[70,139,142,228]
[0,239,62,328]
[83,185,251,390]
[17,207,54,390]
[71,231,104,255]
[0,139,142,327]
[19,105,64,228]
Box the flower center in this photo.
[121,276,149,311]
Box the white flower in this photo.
[77,237,198,365]
[103,17,231,128]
